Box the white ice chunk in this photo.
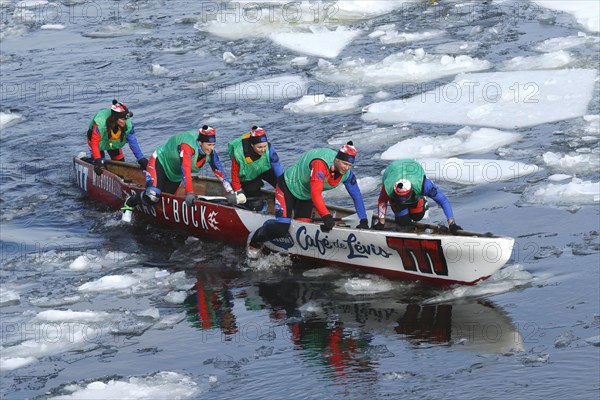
[284,94,363,113]
[534,33,599,53]
[0,111,24,131]
[381,127,522,159]
[418,158,541,185]
[316,49,492,87]
[47,371,199,399]
[34,309,110,322]
[363,69,597,129]
[525,178,600,205]
[499,50,574,71]
[379,29,445,45]
[77,275,140,292]
[533,1,600,32]
[543,151,600,175]
[69,255,90,271]
[223,51,236,64]
[270,26,361,58]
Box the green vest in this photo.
[156,131,212,182]
[227,135,271,182]
[284,148,350,200]
[88,108,133,151]
[382,160,425,197]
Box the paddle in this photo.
[196,195,227,202]
[412,222,494,237]
[312,210,373,228]
[195,194,266,205]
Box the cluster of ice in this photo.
[315,49,492,87]
[270,26,361,58]
[499,50,575,71]
[543,151,600,175]
[363,69,597,129]
[369,25,445,45]
[418,158,541,185]
[525,178,600,206]
[380,127,522,160]
[77,268,195,295]
[423,264,534,304]
[48,371,199,399]
[283,94,363,113]
[533,1,600,32]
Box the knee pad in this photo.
[269,221,291,239]
[246,198,265,212]
[394,214,412,226]
[142,187,161,205]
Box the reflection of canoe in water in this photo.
[183,275,525,355]
[255,280,525,354]
[74,156,515,285]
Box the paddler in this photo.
[374,159,463,233]
[120,125,233,221]
[247,141,369,254]
[227,126,283,210]
[87,99,148,175]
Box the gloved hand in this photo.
[93,158,105,176]
[449,222,463,234]
[356,219,369,229]
[235,190,247,204]
[372,221,386,231]
[226,190,246,205]
[320,214,335,232]
[137,157,149,170]
[185,192,196,207]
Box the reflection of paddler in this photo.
[184,281,238,335]
[280,318,372,376]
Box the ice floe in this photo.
[533,1,600,32]
[270,26,361,58]
[418,158,541,185]
[380,127,522,160]
[363,69,597,129]
[284,94,363,113]
[316,49,492,87]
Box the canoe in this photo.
[73,155,515,285]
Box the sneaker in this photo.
[121,210,132,223]
[121,199,134,222]
[246,229,261,259]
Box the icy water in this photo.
[1,1,599,399]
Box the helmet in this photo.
[336,141,357,164]
[249,126,267,144]
[142,187,161,205]
[198,125,216,143]
[394,179,412,197]
[111,99,133,119]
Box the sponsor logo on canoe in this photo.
[74,162,89,192]
[159,197,219,231]
[271,226,392,260]
[386,237,449,276]
[92,171,124,199]
[270,234,294,250]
